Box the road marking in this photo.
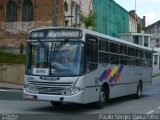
[0,89,21,92]
[0,89,8,92]
[146,110,155,114]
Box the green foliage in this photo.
[0,52,26,64]
[80,12,96,29]
[72,23,80,27]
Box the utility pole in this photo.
[135,0,136,18]
[53,0,56,26]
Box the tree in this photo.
[80,12,96,29]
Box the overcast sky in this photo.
[114,0,160,26]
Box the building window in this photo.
[144,36,149,47]
[156,39,160,47]
[71,2,75,26]
[75,4,80,25]
[154,55,158,65]
[64,1,68,12]
[6,0,17,22]
[22,0,33,21]
[65,20,69,26]
[133,36,139,45]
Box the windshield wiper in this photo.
[53,39,69,52]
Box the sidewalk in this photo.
[152,75,160,86]
[0,82,23,90]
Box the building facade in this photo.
[64,0,80,27]
[80,0,92,15]
[0,0,64,48]
[145,20,160,77]
[129,10,138,33]
[119,33,152,48]
[145,20,160,48]
[128,10,146,33]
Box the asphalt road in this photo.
[0,77,160,116]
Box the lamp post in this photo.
[135,0,136,17]
[53,0,56,26]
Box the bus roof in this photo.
[28,27,152,51]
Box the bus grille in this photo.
[28,80,73,95]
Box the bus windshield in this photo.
[26,41,84,77]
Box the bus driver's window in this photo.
[86,36,98,72]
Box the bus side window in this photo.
[86,36,98,72]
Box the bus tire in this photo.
[50,101,62,107]
[134,82,142,99]
[94,86,108,109]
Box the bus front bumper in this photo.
[23,90,85,104]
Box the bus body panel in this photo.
[98,64,152,99]
[82,69,101,103]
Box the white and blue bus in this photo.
[24,27,152,108]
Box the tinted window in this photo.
[144,59,148,67]
[120,44,127,55]
[110,54,119,64]
[86,36,98,71]
[147,52,152,59]
[136,59,142,66]
[120,56,127,65]
[110,42,119,53]
[99,40,109,52]
[143,51,147,58]
[128,57,136,66]
[136,49,142,57]
[128,47,135,56]
[99,52,109,64]
[148,60,152,67]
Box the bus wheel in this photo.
[94,86,107,108]
[135,82,142,99]
[50,101,62,107]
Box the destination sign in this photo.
[29,30,46,39]
[47,30,82,39]
[29,29,82,40]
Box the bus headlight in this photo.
[24,84,38,94]
[63,87,84,95]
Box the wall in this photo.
[64,0,80,26]
[0,0,64,26]
[0,0,64,48]
[145,21,160,48]
[80,0,92,16]
[129,15,138,33]
[0,64,25,84]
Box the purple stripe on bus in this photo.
[99,70,107,82]
[118,65,123,73]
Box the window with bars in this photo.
[64,1,68,12]
[22,0,33,21]
[6,0,17,22]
